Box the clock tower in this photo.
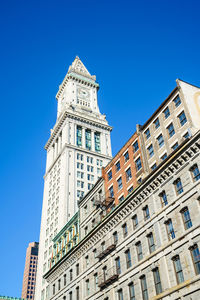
[35,57,112,300]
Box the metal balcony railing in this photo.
[96,238,116,259]
[98,266,119,288]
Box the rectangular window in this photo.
[140,275,148,300]
[70,269,73,281]
[151,163,157,171]
[136,241,143,261]
[167,123,175,138]
[115,161,121,172]
[109,186,114,198]
[145,128,150,140]
[143,205,150,220]
[94,132,101,152]
[161,153,167,161]
[85,129,91,150]
[76,287,79,300]
[133,141,139,152]
[183,131,189,139]
[115,257,121,275]
[165,219,175,240]
[76,126,82,147]
[173,255,184,284]
[154,118,160,129]
[178,111,187,126]
[153,268,162,294]
[160,191,168,206]
[191,164,200,181]
[126,167,132,182]
[157,134,164,148]
[69,292,72,300]
[135,157,142,171]
[148,144,154,158]
[85,279,90,296]
[172,142,178,150]
[147,233,155,253]
[190,244,200,275]
[58,279,61,290]
[174,178,183,195]
[122,223,128,238]
[117,177,123,190]
[128,186,134,194]
[125,249,132,268]
[76,264,79,276]
[64,274,66,285]
[132,214,138,229]
[113,231,118,244]
[119,195,124,203]
[124,151,129,162]
[181,207,192,229]
[94,273,98,291]
[163,107,170,119]
[174,95,181,107]
[129,283,135,300]
[108,170,112,181]
[118,289,123,300]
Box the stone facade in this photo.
[35,57,112,300]
[44,130,200,300]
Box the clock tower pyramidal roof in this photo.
[67,56,96,81]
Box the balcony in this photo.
[98,266,119,288]
[96,238,116,260]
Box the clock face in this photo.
[77,87,90,100]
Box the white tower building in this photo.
[35,57,112,300]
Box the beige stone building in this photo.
[42,80,200,300]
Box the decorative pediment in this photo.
[68,56,96,80]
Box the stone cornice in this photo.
[44,131,200,282]
[44,110,112,150]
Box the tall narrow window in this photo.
[132,214,138,229]
[124,151,129,162]
[117,177,123,190]
[133,141,139,152]
[69,292,72,300]
[190,244,200,275]
[153,268,162,294]
[190,164,200,181]
[172,255,184,284]
[126,167,132,181]
[165,219,175,240]
[70,269,73,281]
[115,257,121,275]
[136,241,143,261]
[178,111,187,126]
[109,186,114,198]
[154,118,160,129]
[143,205,150,220]
[135,157,142,171]
[159,191,168,206]
[122,223,128,238]
[94,273,98,291]
[157,134,164,148]
[167,123,175,138]
[64,274,66,285]
[147,233,155,253]
[94,132,101,152]
[58,279,61,290]
[76,126,82,147]
[125,249,132,268]
[174,178,183,195]
[163,107,170,119]
[181,207,192,229]
[140,275,148,300]
[76,263,79,276]
[113,231,118,244]
[85,129,91,150]
[174,95,181,107]
[118,289,124,300]
[85,279,90,296]
[115,161,121,172]
[108,170,112,181]
[129,282,135,300]
[148,144,154,158]
[53,284,55,295]
[76,287,79,300]
[145,128,150,140]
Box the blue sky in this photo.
[0,0,199,296]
